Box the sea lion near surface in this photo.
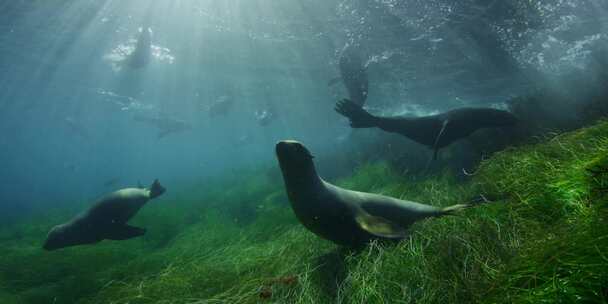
[126,27,152,69]
[335,99,518,160]
[43,180,166,250]
[329,43,369,107]
[276,140,480,247]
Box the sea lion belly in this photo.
[289,191,374,246]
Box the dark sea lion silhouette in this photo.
[64,117,88,139]
[208,95,234,117]
[329,43,369,106]
[276,140,478,247]
[126,27,152,69]
[43,180,166,250]
[133,114,192,139]
[255,108,276,126]
[335,99,518,159]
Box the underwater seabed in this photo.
[1,120,608,303]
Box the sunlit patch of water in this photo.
[103,32,175,72]
[96,89,157,113]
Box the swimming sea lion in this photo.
[208,95,234,117]
[43,180,166,250]
[329,43,369,106]
[276,140,477,247]
[126,27,152,69]
[64,116,88,139]
[133,114,192,139]
[335,99,518,159]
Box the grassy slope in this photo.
[0,121,607,304]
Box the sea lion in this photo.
[208,95,234,117]
[335,99,518,159]
[276,140,477,247]
[64,116,88,139]
[126,27,152,69]
[329,43,369,106]
[133,114,192,139]
[43,180,166,250]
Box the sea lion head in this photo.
[43,224,84,251]
[275,140,317,189]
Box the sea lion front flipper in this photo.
[104,224,146,240]
[335,99,377,128]
[432,120,449,160]
[354,210,407,238]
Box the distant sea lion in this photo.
[335,99,518,159]
[133,114,192,139]
[329,43,369,106]
[276,140,478,247]
[126,27,152,69]
[43,180,166,250]
[64,116,88,139]
[208,95,234,117]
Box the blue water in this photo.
[0,0,606,220]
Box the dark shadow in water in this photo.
[313,248,350,299]
[228,200,258,227]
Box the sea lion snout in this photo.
[275,140,298,155]
[275,141,314,160]
[275,141,316,181]
[42,233,55,250]
[42,225,66,251]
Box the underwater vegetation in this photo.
[1,120,607,303]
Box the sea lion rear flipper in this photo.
[354,210,407,238]
[149,179,166,198]
[104,224,146,240]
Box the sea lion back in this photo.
[87,188,150,224]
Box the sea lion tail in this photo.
[334,99,377,128]
[441,194,493,215]
[149,179,166,198]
